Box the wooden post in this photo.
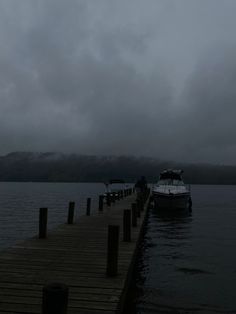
[86,198,91,216]
[111,193,115,203]
[116,192,120,201]
[123,210,131,242]
[131,203,137,227]
[117,191,120,200]
[67,201,75,224]
[106,225,119,277]
[39,208,48,238]
[98,195,104,212]
[106,193,111,207]
[42,282,68,314]
[109,193,112,203]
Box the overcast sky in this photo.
[1,0,236,164]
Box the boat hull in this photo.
[153,192,190,210]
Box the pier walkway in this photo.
[0,191,149,313]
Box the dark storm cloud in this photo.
[1,0,236,164]
[177,44,236,164]
[0,0,172,155]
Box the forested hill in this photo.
[0,152,236,184]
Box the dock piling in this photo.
[131,203,137,227]
[123,209,131,242]
[67,201,75,224]
[39,208,48,239]
[86,198,91,216]
[111,193,116,204]
[117,191,120,200]
[42,282,69,314]
[98,195,104,212]
[106,225,119,277]
[106,193,111,207]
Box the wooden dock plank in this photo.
[0,193,148,313]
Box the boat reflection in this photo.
[151,206,192,221]
[150,205,193,244]
[125,204,193,313]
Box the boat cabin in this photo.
[158,169,184,186]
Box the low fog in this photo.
[1,0,236,164]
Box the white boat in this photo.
[152,169,191,210]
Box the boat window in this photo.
[160,173,181,180]
[158,179,184,186]
[158,179,169,185]
[173,179,184,186]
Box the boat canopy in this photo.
[159,169,183,181]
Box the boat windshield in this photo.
[158,179,185,186]
[160,172,181,180]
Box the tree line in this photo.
[0,152,236,184]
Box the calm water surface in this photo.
[131,185,236,313]
[1,183,236,313]
[0,182,106,250]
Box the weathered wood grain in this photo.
[0,193,148,313]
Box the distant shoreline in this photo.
[0,181,235,185]
[1,152,236,185]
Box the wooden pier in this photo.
[0,189,149,313]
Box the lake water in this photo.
[129,185,236,313]
[0,182,106,250]
[0,183,235,313]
